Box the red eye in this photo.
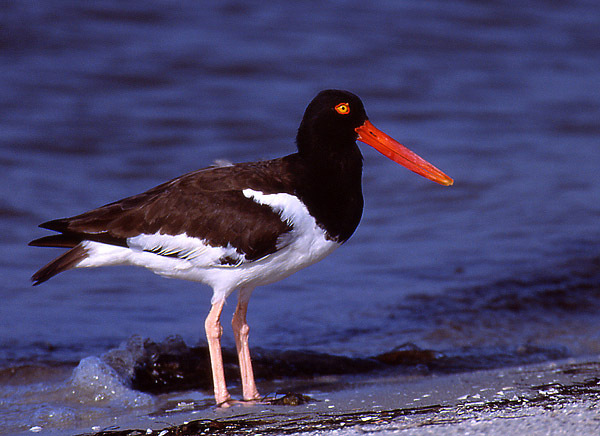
[334,103,350,115]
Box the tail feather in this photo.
[31,244,88,286]
[38,218,71,233]
[29,234,81,248]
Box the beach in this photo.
[61,354,599,435]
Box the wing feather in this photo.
[31,159,297,261]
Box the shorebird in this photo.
[30,89,453,405]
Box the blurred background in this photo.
[0,0,599,430]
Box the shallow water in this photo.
[1,0,599,434]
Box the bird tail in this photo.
[30,242,88,286]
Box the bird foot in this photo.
[216,397,266,408]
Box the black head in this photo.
[296,89,368,157]
[296,89,454,186]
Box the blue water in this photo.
[1,0,599,433]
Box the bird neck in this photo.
[288,142,364,243]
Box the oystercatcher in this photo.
[30,89,453,405]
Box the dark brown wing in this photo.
[30,158,297,262]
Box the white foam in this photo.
[69,356,153,408]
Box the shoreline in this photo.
[78,355,600,435]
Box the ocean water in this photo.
[1,0,599,434]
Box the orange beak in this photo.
[355,120,454,186]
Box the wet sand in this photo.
[80,355,600,436]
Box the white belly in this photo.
[76,190,340,302]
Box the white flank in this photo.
[127,233,244,265]
[75,189,340,303]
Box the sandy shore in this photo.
[81,355,600,435]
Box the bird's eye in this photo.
[334,103,350,115]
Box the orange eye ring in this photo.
[334,103,350,115]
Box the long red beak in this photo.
[355,120,454,186]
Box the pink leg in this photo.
[205,299,231,405]
[232,287,260,401]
